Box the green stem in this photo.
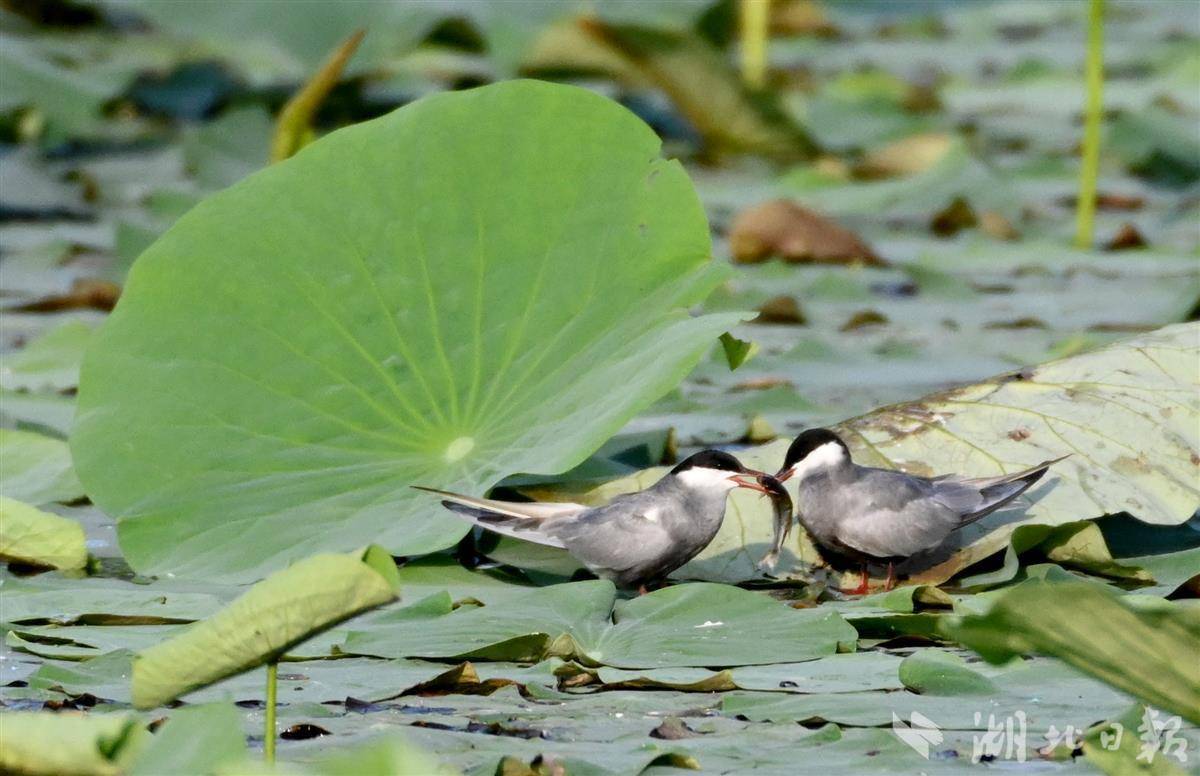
[739,0,770,89]
[1074,0,1105,249]
[264,661,277,764]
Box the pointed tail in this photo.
[411,486,582,549]
[960,455,1069,522]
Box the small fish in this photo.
[755,472,794,571]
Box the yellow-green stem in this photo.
[270,29,365,163]
[264,661,277,764]
[1074,0,1105,248]
[740,0,770,89]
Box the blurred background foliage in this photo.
[6,0,1197,448]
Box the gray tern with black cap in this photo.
[416,449,773,592]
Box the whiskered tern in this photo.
[773,428,1066,594]
[416,450,771,592]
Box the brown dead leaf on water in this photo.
[980,210,1020,240]
[731,376,792,392]
[7,278,120,313]
[650,717,705,740]
[930,196,977,237]
[1103,222,1148,251]
[840,309,889,331]
[771,0,841,38]
[754,294,807,324]
[730,199,886,266]
[855,132,952,179]
[1058,192,1146,211]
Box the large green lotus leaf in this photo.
[782,137,1019,221]
[72,80,741,581]
[1125,547,1200,597]
[945,580,1200,725]
[24,647,543,706]
[0,497,87,571]
[129,703,247,776]
[729,651,904,693]
[896,648,999,695]
[723,656,1135,731]
[577,582,856,668]
[593,651,904,693]
[546,324,1199,586]
[0,428,84,505]
[344,581,855,670]
[0,34,122,139]
[312,736,453,776]
[1098,513,1200,596]
[132,545,399,709]
[958,519,1153,589]
[342,581,617,663]
[358,719,699,776]
[388,556,536,606]
[0,319,93,392]
[25,649,142,703]
[106,1,440,79]
[0,711,150,776]
[279,685,714,775]
[7,625,182,660]
[398,703,958,775]
[0,575,225,625]
[0,389,77,437]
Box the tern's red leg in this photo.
[842,564,871,595]
[884,562,896,592]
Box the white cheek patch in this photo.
[790,441,847,480]
[676,466,740,491]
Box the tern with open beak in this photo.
[416,450,772,592]
[774,428,1067,594]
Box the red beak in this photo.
[729,472,774,494]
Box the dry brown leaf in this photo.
[754,294,807,324]
[1058,192,1146,211]
[930,196,977,237]
[731,376,792,392]
[856,132,953,179]
[1103,222,1148,251]
[771,0,840,38]
[839,309,889,331]
[979,210,1020,240]
[8,278,120,313]
[729,199,885,265]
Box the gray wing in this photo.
[832,467,963,558]
[927,455,1064,522]
[548,490,676,575]
[834,457,1064,559]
